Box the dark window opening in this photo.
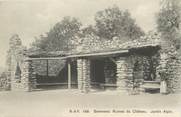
[35,60,78,89]
[90,59,105,88]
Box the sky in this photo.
[0,0,160,68]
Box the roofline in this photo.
[26,49,129,60]
[26,45,161,61]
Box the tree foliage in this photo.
[95,5,144,40]
[32,17,82,51]
[157,0,181,49]
[32,6,145,52]
[81,25,97,36]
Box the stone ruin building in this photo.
[6,33,181,94]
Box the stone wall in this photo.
[73,31,161,54]
[115,53,160,94]
[156,47,181,93]
[166,57,181,93]
[176,57,181,92]
[20,60,36,91]
[116,57,133,92]
[77,58,91,93]
[6,33,181,94]
[7,34,35,91]
[116,55,143,93]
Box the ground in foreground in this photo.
[0,89,180,117]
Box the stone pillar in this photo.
[77,59,83,90]
[159,54,181,93]
[157,52,167,94]
[77,59,91,93]
[177,59,181,92]
[116,57,133,92]
[21,60,36,91]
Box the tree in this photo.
[81,25,97,37]
[32,17,82,51]
[157,0,181,49]
[156,0,181,93]
[95,5,144,40]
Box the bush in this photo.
[0,72,10,91]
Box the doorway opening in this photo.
[90,59,105,89]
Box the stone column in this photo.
[156,52,168,94]
[158,52,181,93]
[116,57,133,92]
[77,59,91,93]
[21,59,36,91]
[77,59,83,90]
[177,59,181,92]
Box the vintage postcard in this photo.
[0,0,181,117]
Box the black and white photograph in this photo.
[0,0,181,117]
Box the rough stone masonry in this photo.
[6,33,181,93]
